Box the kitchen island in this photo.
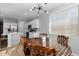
[7,32,21,47]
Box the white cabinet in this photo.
[29,32,39,38]
[27,19,39,28]
[11,34,20,46]
[3,20,17,34]
[8,33,21,47]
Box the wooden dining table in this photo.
[23,37,57,56]
[29,44,57,56]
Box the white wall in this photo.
[32,14,50,33]
[18,20,27,35]
[18,21,24,35]
[38,14,49,33]
[68,34,79,55]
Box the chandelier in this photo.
[30,3,48,15]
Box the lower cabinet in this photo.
[8,33,21,47]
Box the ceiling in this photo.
[0,3,75,21]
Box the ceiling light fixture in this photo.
[31,3,48,15]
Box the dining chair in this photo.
[56,35,72,56]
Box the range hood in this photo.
[27,24,39,32]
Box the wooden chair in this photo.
[57,35,69,47]
[56,35,72,56]
[0,35,7,48]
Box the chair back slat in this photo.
[57,35,69,47]
[56,35,72,56]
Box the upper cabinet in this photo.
[3,20,18,34]
[27,19,39,29]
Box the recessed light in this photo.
[46,11,48,13]
[30,9,32,11]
